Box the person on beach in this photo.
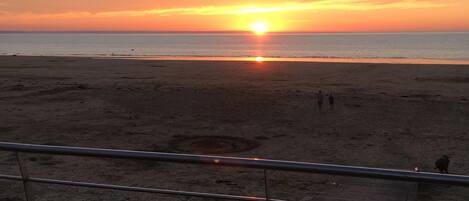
[317,90,324,110]
[434,155,450,174]
[328,93,335,109]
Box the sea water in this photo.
[1,32,468,62]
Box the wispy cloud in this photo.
[0,0,451,18]
[96,0,449,17]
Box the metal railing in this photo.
[1,142,469,201]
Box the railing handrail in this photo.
[1,142,469,186]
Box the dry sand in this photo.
[1,56,469,200]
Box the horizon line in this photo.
[1,30,469,34]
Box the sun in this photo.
[251,22,268,35]
[255,56,264,62]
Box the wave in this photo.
[3,52,469,61]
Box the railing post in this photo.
[264,169,270,201]
[16,152,32,201]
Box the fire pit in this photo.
[170,135,260,154]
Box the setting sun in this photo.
[251,22,268,35]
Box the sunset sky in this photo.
[1,0,468,32]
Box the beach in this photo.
[1,56,469,200]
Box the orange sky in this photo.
[1,0,468,32]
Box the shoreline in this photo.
[126,55,469,65]
[3,55,469,65]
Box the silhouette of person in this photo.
[317,90,324,110]
[328,93,335,109]
[434,155,450,174]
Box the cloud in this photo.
[97,0,450,17]
[0,0,451,18]
[0,0,256,14]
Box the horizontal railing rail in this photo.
[1,142,468,186]
[1,142,469,201]
[0,173,273,201]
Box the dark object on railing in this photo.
[435,155,450,174]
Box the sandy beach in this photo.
[1,56,469,200]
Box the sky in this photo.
[0,0,468,32]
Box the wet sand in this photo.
[1,56,469,200]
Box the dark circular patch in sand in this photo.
[170,135,260,154]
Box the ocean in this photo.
[1,32,469,63]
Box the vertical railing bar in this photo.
[16,152,32,201]
[405,182,410,201]
[264,169,270,201]
[405,181,418,201]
